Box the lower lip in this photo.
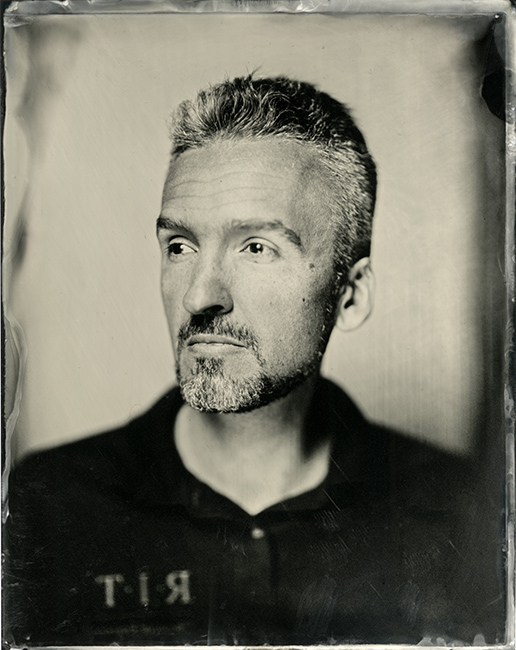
[187,342,245,355]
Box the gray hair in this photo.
[168,75,377,284]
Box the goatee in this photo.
[175,315,323,413]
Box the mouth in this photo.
[186,334,246,348]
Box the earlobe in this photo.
[335,258,375,332]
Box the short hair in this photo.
[168,75,377,284]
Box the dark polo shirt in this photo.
[4,380,505,646]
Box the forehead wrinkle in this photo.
[165,187,290,202]
[164,199,285,215]
[162,184,292,216]
[165,169,291,195]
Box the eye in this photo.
[241,239,278,263]
[166,238,196,261]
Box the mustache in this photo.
[177,315,260,354]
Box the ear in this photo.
[335,257,375,332]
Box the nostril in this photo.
[204,304,228,316]
[183,286,233,316]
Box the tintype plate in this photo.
[2,1,515,648]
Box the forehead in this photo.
[161,139,335,237]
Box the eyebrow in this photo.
[229,219,303,250]
[156,216,192,235]
[156,216,303,251]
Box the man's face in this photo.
[158,138,338,412]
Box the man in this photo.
[5,76,504,646]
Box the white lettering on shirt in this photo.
[139,571,150,605]
[95,574,124,608]
[94,570,192,608]
[165,570,191,604]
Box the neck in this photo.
[174,377,331,515]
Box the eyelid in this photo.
[158,225,198,247]
[165,234,197,247]
[241,237,278,252]
[163,235,198,259]
[240,238,280,264]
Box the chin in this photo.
[178,357,318,414]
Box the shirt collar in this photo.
[132,379,384,518]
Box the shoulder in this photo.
[319,377,469,468]
[9,387,183,500]
[367,423,471,513]
[319,378,472,509]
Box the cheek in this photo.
[161,263,190,304]
[161,275,186,330]
[255,278,334,350]
[293,278,336,341]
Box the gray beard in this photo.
[175,283,338,414]
[178,355,320,413]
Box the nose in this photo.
[183,259,233,316]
